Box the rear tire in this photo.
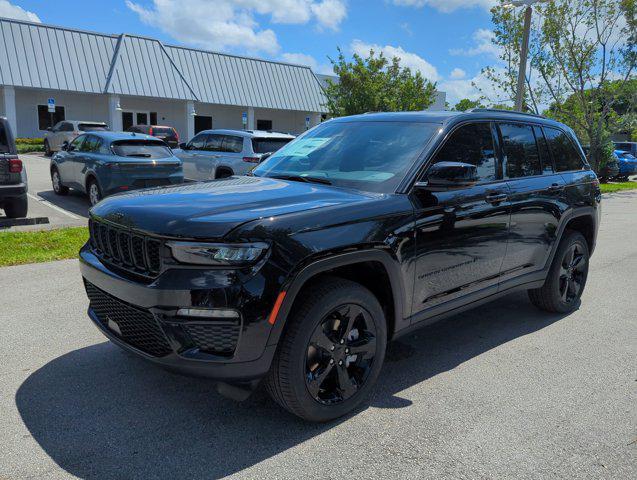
[3,194,28,218]
[266,276,387,422]
[51,167,69,195]
[87,178,102,206]
[528,230,589,313]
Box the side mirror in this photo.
[416,161,479,190]
[61,141,69,151]
[179,142,188,150]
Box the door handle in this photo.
[485,193,508,204]
[547,183,565,192]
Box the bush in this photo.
[15,137,44,145]
[16,144,45,154]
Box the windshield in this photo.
[252,121,438,193]
[111,141,173,159]
[252,138,292,154]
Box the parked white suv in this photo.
[175,129,294,181]
[44,121,109,156]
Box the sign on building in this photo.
[47,98,55,113]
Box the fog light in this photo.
[177,308,239,319]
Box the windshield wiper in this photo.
[271,174,332,185]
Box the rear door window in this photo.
[499,123,542,178]
[205,134,224,151]
[222,135,244,153]
[431,122,498,182]
[252,138,292,154]
[544,127,585,172]
[112,140,172,159]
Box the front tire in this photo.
[266,276,387,422]
[51,167,69,195]
[528,230,590,313]
[87,178,102,206]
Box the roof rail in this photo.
[468,108,546,119]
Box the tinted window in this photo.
[432,122,497,182]
[253,121,439,193]
[151,127,175,136]
[499,123,542,178]
[79,123,108,132]
[223,136,244,153]
[61,123,74,132]
[80,135,101,153]
[188,134,207,150]
[533,126,553,174]
[205,134,224,151]
[112,141,172,159]
[252,138,292,154]
[544,127,584,172]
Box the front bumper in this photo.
[79,245,278,382]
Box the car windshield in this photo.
[111,140,173,159]
[252,138,292,154]
[252,121,438,193]
[79,123,109,132]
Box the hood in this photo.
[90,176,376,239]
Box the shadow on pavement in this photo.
[16,291,569,479]
[37,189,90,218]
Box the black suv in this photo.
[0,117,28,218]
[80,110,600,421]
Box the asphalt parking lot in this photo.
[0,191,636,479]
[0,153,88,231]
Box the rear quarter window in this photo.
[79,123,109,132]
[151,127,175,136]
[111,141,172,159]
[544,127,585,172]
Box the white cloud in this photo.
[449,29,501,58]
[311,0,347,31]
[450,67,466,79]
[439,67,510,106]
[350,39,440,81]
[0,0,40,22]
[280,52,333,74]
[391,0,496,14]
[125,0,348,54]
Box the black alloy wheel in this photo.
[266,276,387,422]
[528,230,589,313]
[305,303,377,405]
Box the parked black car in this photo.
[80,110,601,421]
[127,125,179,149]
[0,117,28,218]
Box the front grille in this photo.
[184,323,240,356]
[89,218,162,278]
[85,281,172,357]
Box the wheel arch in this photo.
[266,249,407,348]
[547,207,598,269]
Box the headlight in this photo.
[167,241,268,266]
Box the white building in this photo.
[0,17,446,141]
[0,17,328,140]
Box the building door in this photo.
[195,115,212,134]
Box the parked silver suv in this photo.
[175,129,294,181]
[44,120,109,156]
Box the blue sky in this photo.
[2,0,504,105]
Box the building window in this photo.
[38,105,65,131]
[257,119,272,131]
[150,112,157,125]
[122,112,133,130]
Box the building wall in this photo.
[253,108,318,134]
[14,88,109,138]
[117,96,189,138]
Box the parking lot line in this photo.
[27,193,81,220]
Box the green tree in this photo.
[453,98,484,111]
[324,48,437,116]
[483,0,636,171]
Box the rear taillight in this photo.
[8,157,22,173]
[243,156,260,163]
[149,127,154,136]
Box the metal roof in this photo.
[0,17,327,112]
